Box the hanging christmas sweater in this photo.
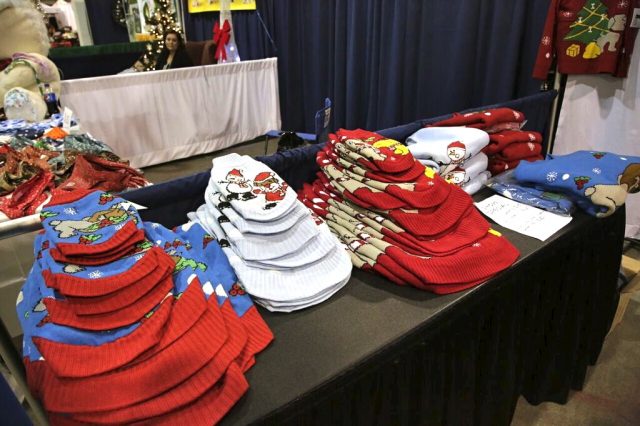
[533,0,640,79]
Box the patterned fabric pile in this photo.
[298,129,520,294]
[17,189,272,425]
[0,113,76,140]
[189,153,352,312]
[0,128,148,220]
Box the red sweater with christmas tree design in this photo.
[533,0,639,79]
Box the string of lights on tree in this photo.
[140,0,182,71]
[112,0,127,28]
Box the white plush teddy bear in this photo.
[0,0,62,121]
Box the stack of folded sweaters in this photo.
[189,153,352,312]
[18,189,272,425]
[298,129,520,294]
[405,126,491,195]
[425,107,544,176]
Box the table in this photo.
[121,180,623,425]
[59,58,282,168]
[119,88,620,423]
[220,197,622,425]
[4,90,621,425]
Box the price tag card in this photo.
[62,107,73,132]
[475,195,572,241]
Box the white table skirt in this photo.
[60,58,281,168]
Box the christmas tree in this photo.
[140,0,182,71]
[564,1,610,44]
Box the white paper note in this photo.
[62,107,73,132]
[474,195,572,241]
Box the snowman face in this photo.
[448,147,466,161]
[228,174,244,184]
[445,171,466,184]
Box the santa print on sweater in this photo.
[218,169,289,210]
[533,0,640,79]
[251,171,289,209]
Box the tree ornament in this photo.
[564,0,609,45]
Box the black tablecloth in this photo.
[206,190,622,425]
[121,183,623,424]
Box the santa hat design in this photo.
[253,171,276,185]
[447,141,466,150]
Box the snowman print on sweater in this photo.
[447,141,467,166]
[443,167,469,186]
[219,169,256,201]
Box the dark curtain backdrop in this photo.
[182,0,550,133]
[86,1,551,132]
[85,0,130,45]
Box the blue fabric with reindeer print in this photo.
[16,262,141,361]
[39,191,142,247]
[514,151,640,218]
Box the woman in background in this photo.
[154,30,193,70]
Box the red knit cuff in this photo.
[43,277,173,331]
[38,289,229,413]
[50,222,144,264]
[237,306,273,368]
[60,261,174,315]
[32,293,174,378]
[387,188,472,237]
[46,189,98,208]
[42,247,167,297]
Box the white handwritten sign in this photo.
[474,195,572,241]
[62,107,73,132]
